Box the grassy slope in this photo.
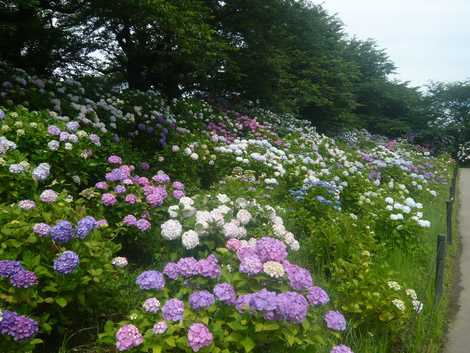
[347,168,459,353]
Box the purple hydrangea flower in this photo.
[173,189,185,199]
[53,250,80,274]
[256,237,288,263]
[123,215,138,226]
[284,262,313,291]
[236,246,257,261]
[0,260,23,277]
[140,162,150,170]
[213,283,237,304]
[235,294,254,313]
[10,270,38,288]
[32,163,50,182]
[276,292,308,323]
[51,220,74,244]
[114,185,126,194]
[47,125,61,135]
[196,256,221,279]
[163,262,180,280]
[172,181,185,190]
[136,218,151,232]
[115,324,143,351]
[250,288,277,313]
[95,181,108,190]
[307,286,329,305]
[146,189,167,207]
[331,345,354,353]
[176,257,199,278]
[153,321,168,334]
[162,298,185,321]
[152,172,170,184]
[125,193,137,204]
[76,216,96,239]
[324,310,347,331]
[33,223,51,237]
[66,121,80,132]
[239,256,263,275]
[101,193,117,206]
[189,290,215,310]
[0,310,38,341]
[187,323,213,352]
[108,155,122,165]
[136,271,165,290]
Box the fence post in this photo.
[435,234,446,304]
[447,200,453,244]
[450,167,458,200]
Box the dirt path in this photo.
[445,168,470,353]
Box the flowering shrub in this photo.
[0,62,454,353]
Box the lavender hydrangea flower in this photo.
[172,181,184,190]
[213,283,237,304]
[196,256,221,279]
[114,185,126,194]
[32,163,50,182]
[9,164,25,174]
[0,310,38,341]
[162,298,185,321]
[330,345,354,353]
[51,220,74,244]
[0,260,23,277]
[101,193,117,206]
[47,125,61,135]
[235,294,254,313]
[125,193,137,204]
[307,286,330,305]
[239,256,263,275]
[18,200,36,210]
[284,262,313,291]
[187,323,213,352]
[250,289,278,313]
[276,292,308,323]
[123,215,137,226]
[107,155,122,165]
[152,172,170,184]
[189,290,215,310]
[324,310,347,331]
[173,189,185,199]
[40,189,58,203]
[176,257,199,278]
[153,321,168,334]
[95,181,108,190]
[32,223,51,237]
[136,218,151,232]
[163,262,180,280]
[53,251,79,274]
[256,237,288,263]
[136,271,165,290]
[10,270,38,288]
[142,297,161,313]
[76,216,96,239]
[115,324,143,351]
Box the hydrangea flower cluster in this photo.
[0,310,39,341]
[0,260,38,288]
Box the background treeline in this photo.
[1,0,469,144]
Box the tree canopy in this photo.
[0,0,459,136]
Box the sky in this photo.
[318,0,470,87]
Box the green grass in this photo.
[350,169,460,353]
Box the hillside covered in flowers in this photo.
[0,62,454,353]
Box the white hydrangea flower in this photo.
[387,281,401,291]
[182,230,200,249]
[263,261,285,278]
[217,193,231,204]
[412,299,423,313]
[392,299,406,312]
[405,289,418,300]
[161,219,183,240]
[168,205,179,218]
[112,257,128,268]
[236,209,252,225]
